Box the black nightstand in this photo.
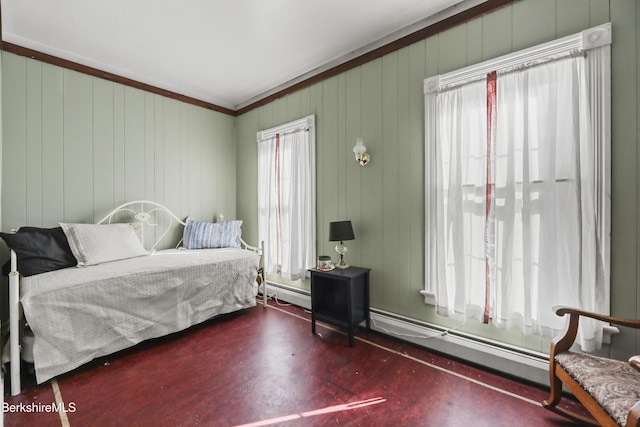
[309,266,370,347]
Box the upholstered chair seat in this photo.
[555,352,640,426]
[543,306,640,427]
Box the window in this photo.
[423,24,611,351]
[257,115,316,280]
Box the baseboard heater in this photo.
[263,281,550,386]
[368,308,551,385]
[262,280,312,310]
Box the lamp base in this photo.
[335,250,349,269]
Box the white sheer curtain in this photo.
[434,81,489,322]
[433,56,607,351]
[492,57,605,350]
[257,122,316,280]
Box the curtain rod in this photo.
[257,115,315,142]
[435,49,587,94]
[424,22,611,95]
[258,127,309,142]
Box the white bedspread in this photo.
[21,248,259,384]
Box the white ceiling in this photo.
[2,0,480,111]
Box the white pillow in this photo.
[60,223,148,266]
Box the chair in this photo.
[543,306,640,427]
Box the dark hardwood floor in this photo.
[4,299,590,426]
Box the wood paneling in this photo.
[0,0,518,119]
[2,0,637,377]
[481,6,513,62]
[3,56,27,228]
[92,79,116,219]
[344,68,363,268]
[25,60,42,226]
[63,71,94,223]
[360,59,385,311]
[1,52,237,249]
[407,40,428,320]
[609,0,639,360]
[236,0,638,360]
[1,42,235,116]
[41,64,65,226]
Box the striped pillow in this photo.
[183,217,242,249]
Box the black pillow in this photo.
[0,226,77,277]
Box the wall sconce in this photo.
[353,138,370,166]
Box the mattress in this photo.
[21,248,259,383]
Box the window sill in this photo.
[419,290,619,344]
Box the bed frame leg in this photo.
[9,250,21,396]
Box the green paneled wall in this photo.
[1,52,237,249]
[236,0,640,357]
[0,0,637,362]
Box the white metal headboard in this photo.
[96,201,264,301]
[96,200,260,253]
[97,200,186,252]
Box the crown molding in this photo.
[235,0,518,115]
[1,0,517,117]
[0,41,236,116]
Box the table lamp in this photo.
[329,221,355,269]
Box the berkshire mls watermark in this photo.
[3,401,77,413]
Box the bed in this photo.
[2,201,265,396]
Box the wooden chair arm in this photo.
[555,306,640,329]
[550,306,640,356]
[546,307,640,427]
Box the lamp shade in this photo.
[329,221,355,241]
